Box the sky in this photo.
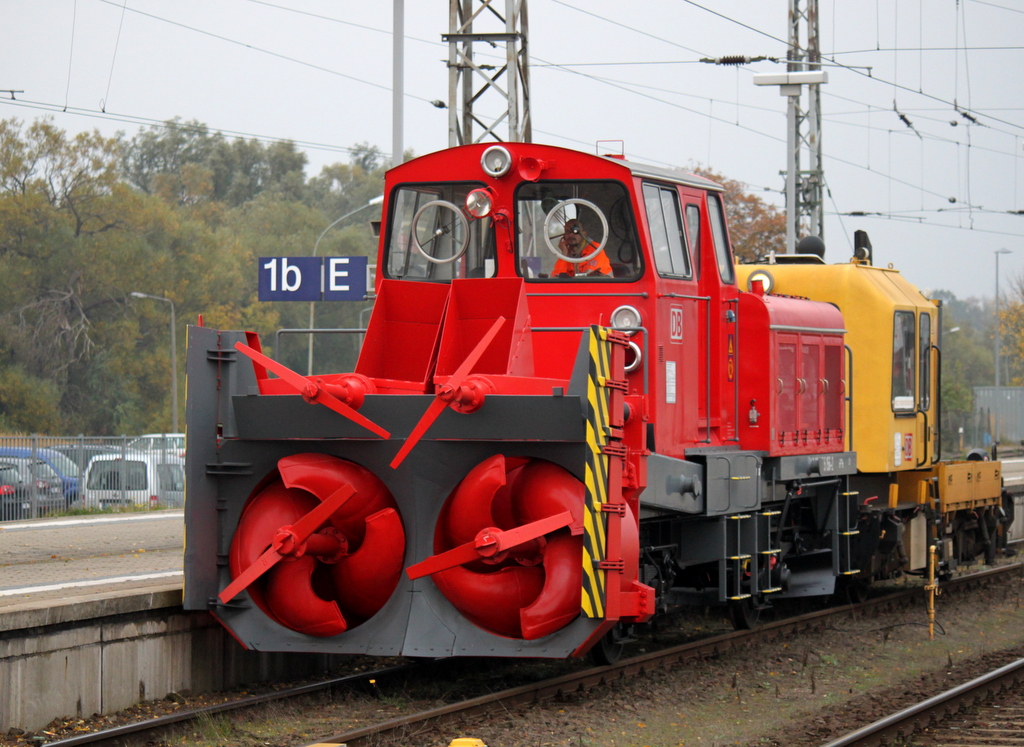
[1,0,1023,302]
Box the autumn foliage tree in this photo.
[0,117,383,435]
[690,166,785,262]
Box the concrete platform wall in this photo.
[0,585,345,732]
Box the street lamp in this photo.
[131,291,178,433]
[994,248,1012,446]
[308,195,384,375]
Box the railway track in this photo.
[820,657,1024,747]
[38,561,1024,747]
[303,563,1024,747]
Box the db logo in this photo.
[669,306,684,342]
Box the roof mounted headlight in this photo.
[465,188,494,218]
[481,145,512,178]
[610,304,642,335]
[746,269,775,294]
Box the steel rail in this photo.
[41,663,416,747]
[819,656,1024,747]
[303,562,1024,747]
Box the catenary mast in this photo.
[445,0,531,146]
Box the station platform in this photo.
[0,510,184,609]
[0,510,350,735]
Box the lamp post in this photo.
[130,291,178,433]
[994,248,1012,446]
[308,195,384,374]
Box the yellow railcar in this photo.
[736,245,1005,571]
[736,257,937,477]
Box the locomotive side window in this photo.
[642,183,691,278]
[919,312,931,410]
[707,194,734,284]
[384,183,495,282]
[515,180,641,281]
[685,204,701,278]
[892,310,916,412]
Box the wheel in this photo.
[588,623,631,666]
[411,200,470,264]
[835,575,870,604]
[728,598,761,630]
[984,512,998,565]
[542,198,609,264]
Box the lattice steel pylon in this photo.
[785,0,824,251]
[444,0,531,147]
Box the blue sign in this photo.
[258,256,368,302]
[322,256,368,301]
[259,257,321,301]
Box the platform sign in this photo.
[322,256,368,301]
[258,256,368,302]
[259,257,321,301]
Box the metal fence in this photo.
[0,434,185,521]
[974,387,1024,445]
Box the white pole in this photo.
[393,0,404,166]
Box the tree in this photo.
[931,289,995,453]
[689,166,786,262]
[120,119,308,208]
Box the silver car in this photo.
[82,454,185,509]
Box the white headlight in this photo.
[465,188,493,218]
[481,145,512,178]
[610,305,642,335]
[747,269,774,294]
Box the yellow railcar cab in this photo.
[736,257,937,474]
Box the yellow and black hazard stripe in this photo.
[581,326,612,618]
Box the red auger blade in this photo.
[407,511,573,580]
[520,530,583,639]
[234,342,390,439]
[332,507,406,622]
[443,454,507,547]
[389,317,506,469]
[265,556,348,637]
[433,565,545,639]
[218,483,356,604]
[422,457,587,640]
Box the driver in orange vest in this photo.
[553,219,612,277]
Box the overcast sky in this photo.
[2,1,1023,302]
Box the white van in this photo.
[82,454,185,509]
[126,433,185,458]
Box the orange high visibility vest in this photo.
[552,242,612,277]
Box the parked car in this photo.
[126,434,185,458]
[0,447,80,505]
[51,444,120,473]
[0,457,65,520]
[82,454,185,509]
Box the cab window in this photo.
[706,194,734,284]
[516,180,641,281]
[685,204,701,278]
[643,183,691,278]
[892,310,916,412]
[919,312,931,410]
[385,183,496,281]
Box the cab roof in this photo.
[605,156,725,193]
